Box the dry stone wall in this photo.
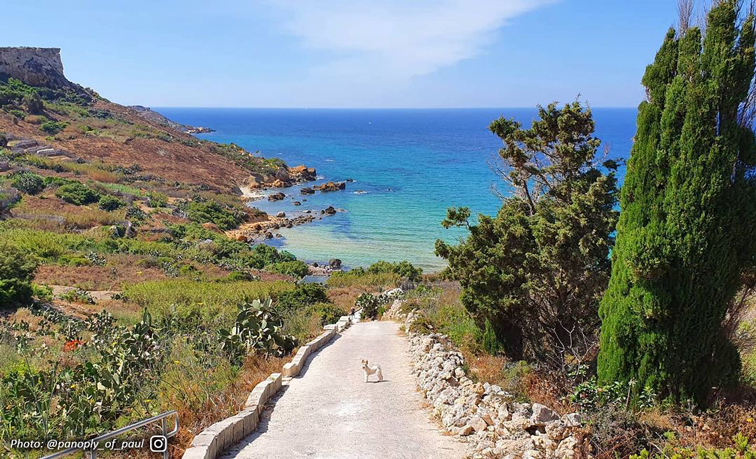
[403,310,583,459]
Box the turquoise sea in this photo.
[157,108,636,272]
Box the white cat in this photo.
[361,359,383,383]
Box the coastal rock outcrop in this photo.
[316,181,346,192]
[268,192,285,201]
[247,165,318,189]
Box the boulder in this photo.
[529,403,560,427]
[276,211,286,218]
[288,165,317,181]
[271,179,291,188]
[300,187,315,195]
[469,416,488,433]
[562,413,581,427]
[324,206,337,215]
[268,192,285,201]
[329,258,342,269]
[293,201,301,206]
[317,181,346,192]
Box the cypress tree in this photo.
[598,1,756,404]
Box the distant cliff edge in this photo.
[0,47,73,89]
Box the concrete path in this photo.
[222,321,466,459]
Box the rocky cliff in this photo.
[0,47,72,88]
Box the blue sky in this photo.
[4,0,678,108]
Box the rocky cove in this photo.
[227,164,351,271]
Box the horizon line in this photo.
[148,106,639,110]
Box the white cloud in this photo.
[265,0,557,81]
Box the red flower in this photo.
[63,339,83,352]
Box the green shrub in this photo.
[125,206,147,221]
[31,283,53,302]
[227,271,254,282]
[58,287,95,304]
[348,260,423,281]
[98,195,124,211]
[0,242,38,309]
[276,283,329,310]
[356,293,381,320]
[186,200,243,230]
[265,260,309,278]
[245,244,296,269]
[307,302,345,326]
[40,120,67,135]
[11,171,45,195]
[482,319,500,355]
[43,176,76,187]
[55,181,100,205]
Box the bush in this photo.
[276,283,329,310]
[482,319,500,355]
[265,260,309,278]
[227,271,254,282]
[40,120,67,135]
[11,171,45,195]
[58,287,95,304]
[349,260,423,281]
[187,200,243,230]
[125,205,147,221]
[55,181,100,205]
[0,242,38,309]
[245,244,296,269]
[98,195,124,211]
[307,302,345,326]
[356,293,381,320]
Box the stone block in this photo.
[181,447,211,459]
[282,362,296,378]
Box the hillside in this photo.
[0,47,373,458]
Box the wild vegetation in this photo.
[0,68,374,458]
[425,2,756,457]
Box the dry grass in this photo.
[36,257,168,290]
[13,194,125,228]
[327,286,366,314]
[164,352,287,457]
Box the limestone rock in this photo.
[530,403,560,427]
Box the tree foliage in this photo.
[437,102,619,363]
[0,242,38,309]
[597,1,756,404]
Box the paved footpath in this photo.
[222,321,466,459]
